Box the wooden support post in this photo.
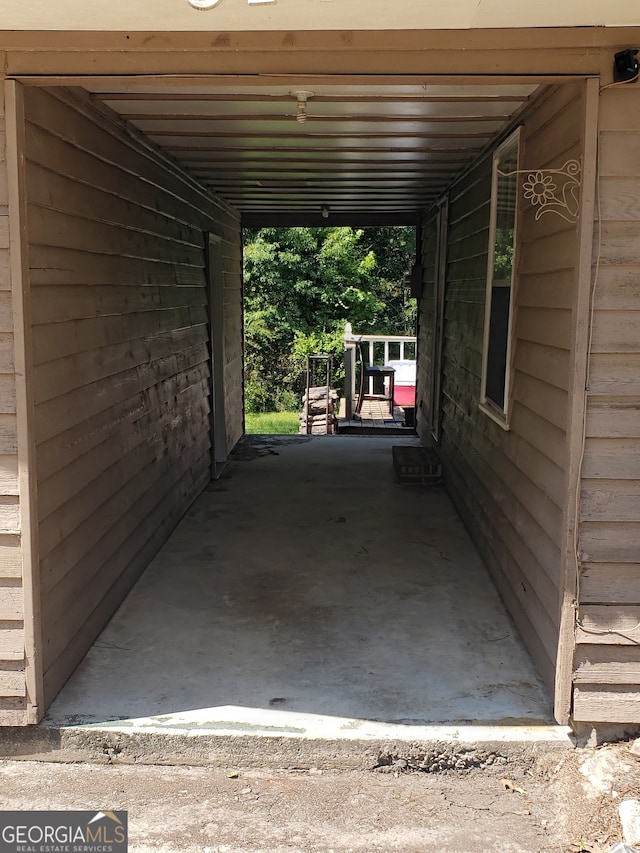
[343,323,357,421]
[5,79,43,724]
[554,76,600,726]
[207,233,228,479]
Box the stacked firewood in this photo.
[299,386,338,435]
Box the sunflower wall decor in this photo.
[498,159,582,224]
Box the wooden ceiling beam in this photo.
[163,144,483,154]
[242,212,421,227]
[172,152,471,164]
[0,29,608,52]
[191,174,460,183]
[238,201,430,207]
[147,129,492,140]
[223,202,437,208]
[202,181,447,190]
[94,92,529,104]
[220,188,436,196]
[15,73,568,89]
[121,112,509,124]
[219,194,437,203]
[189,165,459,173]
[214,188,439,201]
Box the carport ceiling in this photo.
[89,76,540,216]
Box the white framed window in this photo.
[480,128,520,428]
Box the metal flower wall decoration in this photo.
[499,159,582,224]
[523,172,557,206]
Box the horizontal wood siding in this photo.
[420,84,584,694]
[23,87,242,710]
[574,87,640,723]
[0,74,27,725]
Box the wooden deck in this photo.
[338,396,416,435]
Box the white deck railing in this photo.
[343,323,417,419]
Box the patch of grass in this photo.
[245,410,300,435]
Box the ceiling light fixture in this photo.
[291,90,314,123]
[321,205,330,219]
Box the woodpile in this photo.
[300,386,338,435]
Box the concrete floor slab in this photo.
[45,436,559,746]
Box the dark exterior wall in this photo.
[417,83,585,693]
[573,85,640,723]
[21,86,243,709]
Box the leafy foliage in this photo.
[492,227,515,281]
[243,226,417,412]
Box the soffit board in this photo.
[91,79,539,214]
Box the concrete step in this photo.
[0,709,574,770]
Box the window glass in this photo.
[483,133,519,417]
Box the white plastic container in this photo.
[384,359,416,409]
[385,359,417,386]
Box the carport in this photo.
[2,21,638,731]
[3,71,550,724]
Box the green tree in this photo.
[243,226,416,412]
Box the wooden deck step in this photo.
[337,397,415,435]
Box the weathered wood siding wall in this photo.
[0,73,28,725]
[417,83,585,692]
[22,87,243,709]
[573,86,640,723]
